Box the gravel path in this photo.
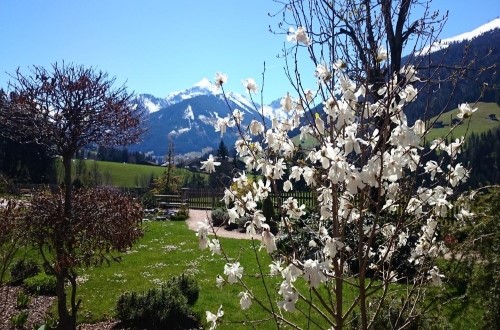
[186,209,259,240]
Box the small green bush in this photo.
[16,290,30,309]
[141,192,157,209]
[10,259,40,285]
[237,216,252,233]
[166,274,199,305]
[170,207,189,221]
[10,310,29,329]
[24,273,57,295]
[116,283,200,330]
[211,208,229,227]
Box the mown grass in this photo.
[73,220,352,329]
[7,218,485,329]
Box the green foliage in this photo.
[141,191,157,209]
[169,207,189,221]
[16,290,30,309]
[10,259,40,285]
[211,208,229,227]
[116,279,200,330]
[24,273,57,295]
[165,273,200,305]
[10,310,29,329]
[56,159,197,188]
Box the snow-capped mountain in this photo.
[418,18,500,55]
[131,81,276,157]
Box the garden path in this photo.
[186,209,259,241]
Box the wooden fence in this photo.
[183,188,316,211]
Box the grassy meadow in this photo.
[44,220,355,329]
[295,102,500,149]
[55,159,205,188]
[424,102,500,142]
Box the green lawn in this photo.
[73,220,337,329]
[8,218,485,329]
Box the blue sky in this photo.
[1,1,498,103]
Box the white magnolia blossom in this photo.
[287,26,311,45]
[224,262,243,284]
[242,78,258,94]
[303,259,327,288]
[315,63,332,82]
[238,291,252,310]
[261,226,277,253]
[206,305,224,330]
[215,275,224,288]
[196,218,210,250]
[428,266,445,286]
[214,72,228,87]
[208,239,221,255]
[280,93,293,112]
[269,260,284,276]
[376,46,388,62]
[200,154,221,173]
[456,103,477,119]
[278,281,299,312]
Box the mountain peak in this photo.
[418,18,500,55]
[193,78,219,93]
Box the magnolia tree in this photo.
[197,1,478,329]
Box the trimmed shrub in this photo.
[116,284,200,330]
[10,259,40,285]
[166,274,199,305]
[210,208,228,227]
[170,207,189,221]
[24,273,57,295]
[237,216,252,233]
[141,191,157,209]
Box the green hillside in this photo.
[424,102,500,142]
[56,160,204,188]
[293,102,500,149]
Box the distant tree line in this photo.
[458,128,500,188]
[78,146,155,165]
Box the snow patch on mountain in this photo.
[166,78,221,105]
[183,105,194,121]
[143,99,161,113]
[418,18,500,55]
[198,114,216,126]
[169,127,191,138]
[227,92,255,113]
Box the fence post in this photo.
[181,187,189,205]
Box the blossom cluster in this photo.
[196,25,474,324]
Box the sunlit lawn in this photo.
[74,220,340,329]
[11,219,484,329]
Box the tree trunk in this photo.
[56,274,75,330]
[62,154,73,217]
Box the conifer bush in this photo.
[116,274,200,330]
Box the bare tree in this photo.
[1,63,146,329]
[20,188,143,330]
[2,62,146,212]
